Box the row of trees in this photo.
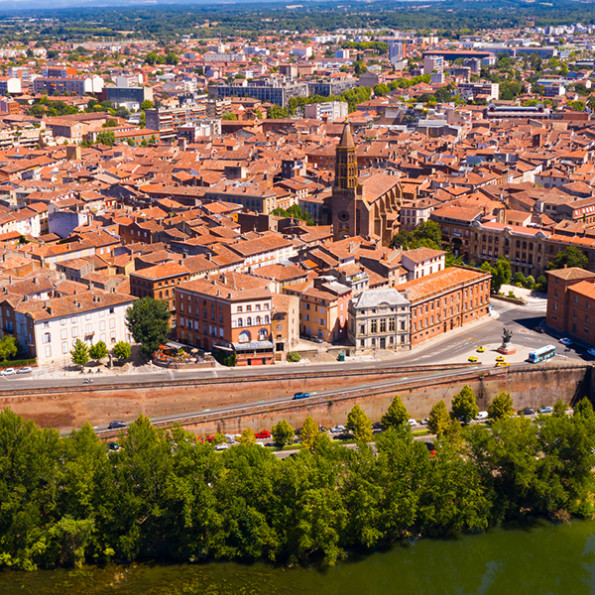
[0,390,593,571]
[70,339,131,367]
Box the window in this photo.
[109,307,114,314]
[60,319,66,326]
[237,305,243,313]
[86,324,92,334]
[109,319,115,329]
[237,318,243,327]
[72,327,78,338]
[100,320,105,331]
[256,316,261,325]
[45,345,51,357]
[258,328,268,340]
[85,313,91,321]
[61,329,67,340]
[239,330,250,343]
[247,317,252,326]
[43,321,49,328]
[43,332,51,344]
[62,342,68,354]
[370,320,377,333]
[110,331,116,343]
[246,305,252,312]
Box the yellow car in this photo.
[495,361,510,368]
[495,355,505,362]
[468,356,479,362]
[476,346,485,353]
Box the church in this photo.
[329,122,403,245]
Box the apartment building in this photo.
[546,267,595,345]
[304,101,348,121]
[129,263,190,324]
[0,290,135,365]
[33,76,104,95]
[145,104,208,141]
[175,272,274,365]
[208,79,309,107]
[398,266,491,346]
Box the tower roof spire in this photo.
[339,121,355,149]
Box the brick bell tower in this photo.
[331,122,359,240]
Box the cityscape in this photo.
[0,0,594,592]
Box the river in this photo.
[2,519,595,594]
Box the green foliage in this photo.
[112,341,131,363]
[346,405,373,443]
[428,400,450,437]
[481,256,511,294]
[391,220,443,250]
[567,100,586,112]
[0,335,17,363]
[300,416,319,451]
[381,395,409,430]
[239,427,256,446]
[272,420,294,447]
[574,398,594,421]
[89,341,108,362]
[141,100,154,111]
[548,246,589,271]
[125,298,171,357]
[451,385,479,425]
[165,51,179,65]
[0,404,592,570]
[553,400,568,418]
[271,205,314,226]
[95,130,116,147]
[286,352,301,363]
[488,392,514,421]
[222,112,237,120]
[70,339,89,367]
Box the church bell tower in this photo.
[331,122,359,240]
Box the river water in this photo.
[2,519,595,594]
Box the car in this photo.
[313,337,324,344]
[107,442,120,451]
[468,356,478,363]
[587,348,595,358]
[293,392,310,400]
[519,407,535,416]
[495,361,510,367]
[420,418,429,426]
[476,346,486,353]
[16,367,32,374]
[560,337,572,346]
[495,355,505,362]
[476,411,488,420]
[407,419,418,427]
[108,420,127,429]
[214,443,230,451]
[331,425,346,433]
[255,430,271,439]
[538,406,553,414]
[1,368,15,376]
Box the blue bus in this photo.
[293,392,310,400]
[528,345,557,363]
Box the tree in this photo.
[70,339,89,367]
[381,395,409,430]
[481,256,511,294]
[125,297,171,357]
[553,400,568,418]
[95,130,115,147]
[272,419,294,447]
[222,112,237,120]
[488,392,514,421]
[574,397,594,420]
[0,335,17,363]
[113,341,131,363]
[428,400,450,437]
[141,99,154,111]
[549,246,589,271]
[165,51,179,65]
[238,427,256,446]
[451,385,479,424]
[346,405,373,442]
[300,416,319,451]
[89,341,108,362]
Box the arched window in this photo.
[264,315,269,323]
[239,330,251,343]
[247,317,252,326]
[237,317,243,328]
[256,316,261,325]
[258,328,268,340]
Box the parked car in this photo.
[107,442,120,451]
[407,419,418,427]
[538,406,553,414]
[476,346,486,353]
[293,392,310,400]
[495,355,505,362]
[255,431,271,439]
[519,407,535,416]
[108,420,127,429]
[476,411,488,420]
[420,418,429,426]
[468,356,479,363]
[495,361,510,367]
[1,368,15,376]
[16,367,32,374]
[331,425,346,433]
[215,443,230,451]
[560,337,572,346]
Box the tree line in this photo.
[0,388,593,571]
